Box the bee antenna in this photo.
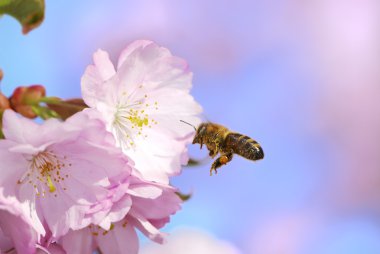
[180,120,197,131]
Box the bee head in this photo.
[179,120,207,148]
[192,123,207,147]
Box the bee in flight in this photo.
[181,121,264,175]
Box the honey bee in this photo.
[182,121,264,175]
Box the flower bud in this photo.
[10,85,46,118]
[0,92,10,114]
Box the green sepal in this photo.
[31,105,60,120]
[175,191,192,202]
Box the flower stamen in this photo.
[18,151,71,197]
[112,90,159,150]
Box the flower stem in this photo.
[45,98,88,120]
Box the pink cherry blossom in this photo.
[81,40,202,183]
[0,110,133,238]
[59,172,182,254]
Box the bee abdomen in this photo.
[225,133,264,161]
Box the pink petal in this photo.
[117,40,161,69]
[97,195,132,230]
[0,191,39,254]
[2,110,39,144]
[36,243,66,254]
[116,40,191,93]
[147,88,203,136]
[38,190,82,237]
[60,228,95,254]
[131,188,181,220]
[17,183,46,236]
[93,50,116,81]
[0,228,13,252]
[125,130,186,183]
[2,110,67,147]
[0,142,27,196]
[127,183,163,199]
[97,222,139,254]
[81,50,116,108]
[128,214,166,244]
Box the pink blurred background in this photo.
[1,0,380,253]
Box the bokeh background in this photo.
[1,1,380,253]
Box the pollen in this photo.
[18,151,71,197]
[128,109,149,128]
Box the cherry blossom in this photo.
[0,110,133,238]
[81,40,202,183]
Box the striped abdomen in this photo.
[225,133,264,161]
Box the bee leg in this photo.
[209,149,217,158]
[210,153,233,176]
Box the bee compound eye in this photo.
[200,126,206,134]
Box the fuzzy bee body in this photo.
[225,133,264,160]
[192,122,264,175]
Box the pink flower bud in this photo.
[10,85,46,118]
[0,92,10,113]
